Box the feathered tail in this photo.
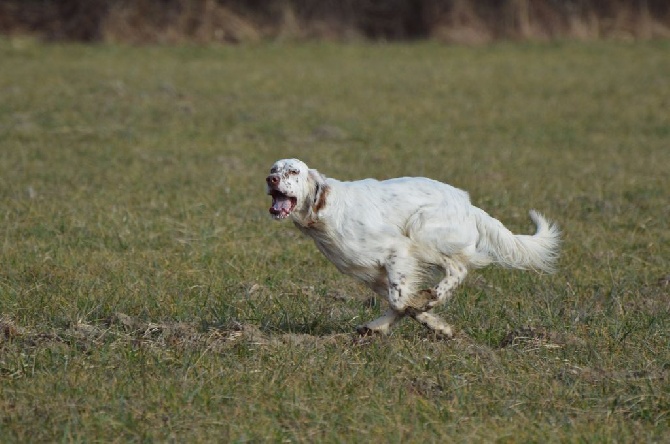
[474,209,561,273]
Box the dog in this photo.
[266,158,560,338]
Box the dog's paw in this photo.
[353,325,383,345]
[432,325,454,340]
[408,310,454,340]
[356,324,391,337]
[356,325,376,336]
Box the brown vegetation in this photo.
[1,0,669,44]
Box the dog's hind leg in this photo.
[406,310,454,338]
[406,261,468,311]
[405,261,468,338]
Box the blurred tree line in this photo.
[1,0,668,44]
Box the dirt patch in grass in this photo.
[498,325,588,350]
[0,315,352,359]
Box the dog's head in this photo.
[266,158,317,221]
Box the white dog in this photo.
[266,158,560,338]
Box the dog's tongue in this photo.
[270,194,292,216]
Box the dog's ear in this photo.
[308,169,330,214]
[308,169,324,185]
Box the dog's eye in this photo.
[289,169,300,175]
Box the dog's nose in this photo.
[266,175,280,186]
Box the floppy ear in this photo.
[308,169,324,184]
[308,169,329,214]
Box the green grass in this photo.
[1,37,669,442]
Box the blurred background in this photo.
[1,0,669,45]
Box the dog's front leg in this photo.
[356,308,402,336]
[356,251,415,336]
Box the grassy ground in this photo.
[0,37,668,442]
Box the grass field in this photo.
[0,37,669,442]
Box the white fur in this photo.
[266,158,560,337]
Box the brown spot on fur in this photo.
[313,184,330,213]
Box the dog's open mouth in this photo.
[269,190,297,219]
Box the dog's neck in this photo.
[292,170,330,228]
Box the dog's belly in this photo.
[312,237,389,294]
